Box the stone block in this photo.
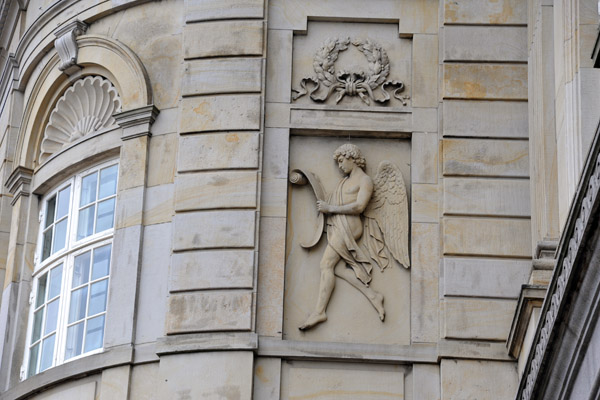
[257,217,286,337]
[444,298,517,340]
[170,250,254,291]
[147,133,177,186]
[263,128,290,179]
[266,29,293,103]
[143,184,174,226]
[283,361,404,400]
[180,94,261,133]
[150,107,178,136]
[412,132,438,184]
[100,366,130,400]
[165,291,253,333]
[184,20,263,59]
[411,223,440,343]
[118,136,148,190]
[185,0,264,22]
[443,217,531,257]
[159,352,253,398]
[174,171,258,211]
[412,184,439,223]
[260,178,287,217]
[443,177,531,217]
[443,100,528,138]
[178,132,260,172]
[183,58,262,96]
[137,223,170,344]
[444,26,527,62]
[442,257,531,298]
[265,102,290,128]
[115,186,144,230]
[172,210,256,250]
[31,381,97,400]
[413,364,441,400]
[441,359,518,400]
[442,138,529,177]
[443,0,527,25]
[443,64,527,100]
[413,107,438,132]
[253,357,281,400]
[413,35,438,108]
[398,0,438,34]
[130,363,160,400]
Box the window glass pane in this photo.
[31,309,43,344]
[80,173,98,207]
[56,186,71,219]
[92,245,111,280]
[52,219,68,254]
[73,251,91,287]
[45,196,56,228]
[44,299,59,335]
[39,334,55,372]
[88,280,108,316]
[64,322,84,360]
[68,286,88,324]
[28,343,40,378]
[36,274,47,308]
[95,198,115,233]
[84,315,105,353]
[99,165,118,199]
[42,229,53,261]
[77,205,95,240]
[48,264,63,299]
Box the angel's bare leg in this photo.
[335,264,385,321]
[299,245,340,330]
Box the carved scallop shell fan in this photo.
[40,76,122,163]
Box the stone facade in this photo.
[0,0,596,399]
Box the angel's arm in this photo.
[317,176,373,215]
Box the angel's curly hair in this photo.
[333,144,366,169]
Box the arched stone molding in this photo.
[14,34,152,171]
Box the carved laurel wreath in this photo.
[292,37,408,106]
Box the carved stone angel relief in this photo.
[290,144,410,330]
[292,37,409,106]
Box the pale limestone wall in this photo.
[0,0,542,399]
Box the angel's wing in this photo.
[363,161,410,269]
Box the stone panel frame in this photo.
[258,7,442,398]
[0,32,156,398]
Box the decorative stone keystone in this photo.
[54,20,88,75]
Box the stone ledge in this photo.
[156,332,258,356]
[506,285,546,359]
[0,345,132,400]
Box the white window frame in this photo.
[22,159,118,379]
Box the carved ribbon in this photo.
[289,168,326,248]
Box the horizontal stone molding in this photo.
[443,64,527,100]
[290,107,412,133]
[156,332,258,355]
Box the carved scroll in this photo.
[289,168,326,248]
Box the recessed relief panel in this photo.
[284,136,411,345]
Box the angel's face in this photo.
[337,156,356,174]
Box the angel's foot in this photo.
[299,312,327,330]
[368,292,385,321]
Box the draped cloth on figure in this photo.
[326,177,372,285]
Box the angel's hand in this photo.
[317,200,331,214]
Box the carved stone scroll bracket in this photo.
[54,20,88,75]
[289,168,326,248]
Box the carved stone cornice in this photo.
[114,105,159,140]
[53,20,88,75]
[5,166,33,205]
[517,121,600,399]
